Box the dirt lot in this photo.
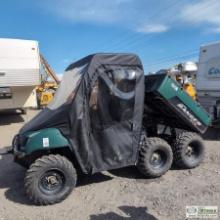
[0,110,220,220]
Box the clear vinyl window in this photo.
[89,66,137,130]
[48,63,88,110]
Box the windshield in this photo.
[48,63,88,110]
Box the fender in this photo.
[23,128,70,155]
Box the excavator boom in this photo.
[40,54,60,84]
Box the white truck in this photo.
[0,38,41,112]
[197,41,220,127]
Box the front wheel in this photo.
[137,137,173,178]
[24,154,77,205]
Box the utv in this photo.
[12,54,211,205]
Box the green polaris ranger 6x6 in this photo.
[12,54,211,205]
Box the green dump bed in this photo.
[145,74,211,134]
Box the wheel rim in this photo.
[185,142,201,160]
[39,169,65,195]
[150,150,166,168]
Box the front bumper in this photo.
[13,144,26,158]
[12,134,27,157]
[13,145,29,167]
[13,133,42,168]
[0,136,27,167]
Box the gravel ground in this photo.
[0,110,220,220]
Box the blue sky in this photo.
[1,0,220,75]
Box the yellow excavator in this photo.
[36,55,60,108]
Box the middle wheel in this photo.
[137,137,173,178]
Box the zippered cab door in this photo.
[88,65,144,172]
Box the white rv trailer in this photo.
[197,41,220,124]
[0,38,41,111]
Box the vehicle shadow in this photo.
[78,173,113,187]
[0,111,24,125]
[0,153,31,205]
[109,166,166,185]
[108,166,161,181]
[90,206,158,220]
[109,166,146,179]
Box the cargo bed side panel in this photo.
[145,74,211,133]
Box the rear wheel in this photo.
[137,137,173,178]
[24,154,77,205]
[172,132,205,169]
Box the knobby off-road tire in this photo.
[25,154,77,205]
[172,132,205,169]
[137,137,173,178]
